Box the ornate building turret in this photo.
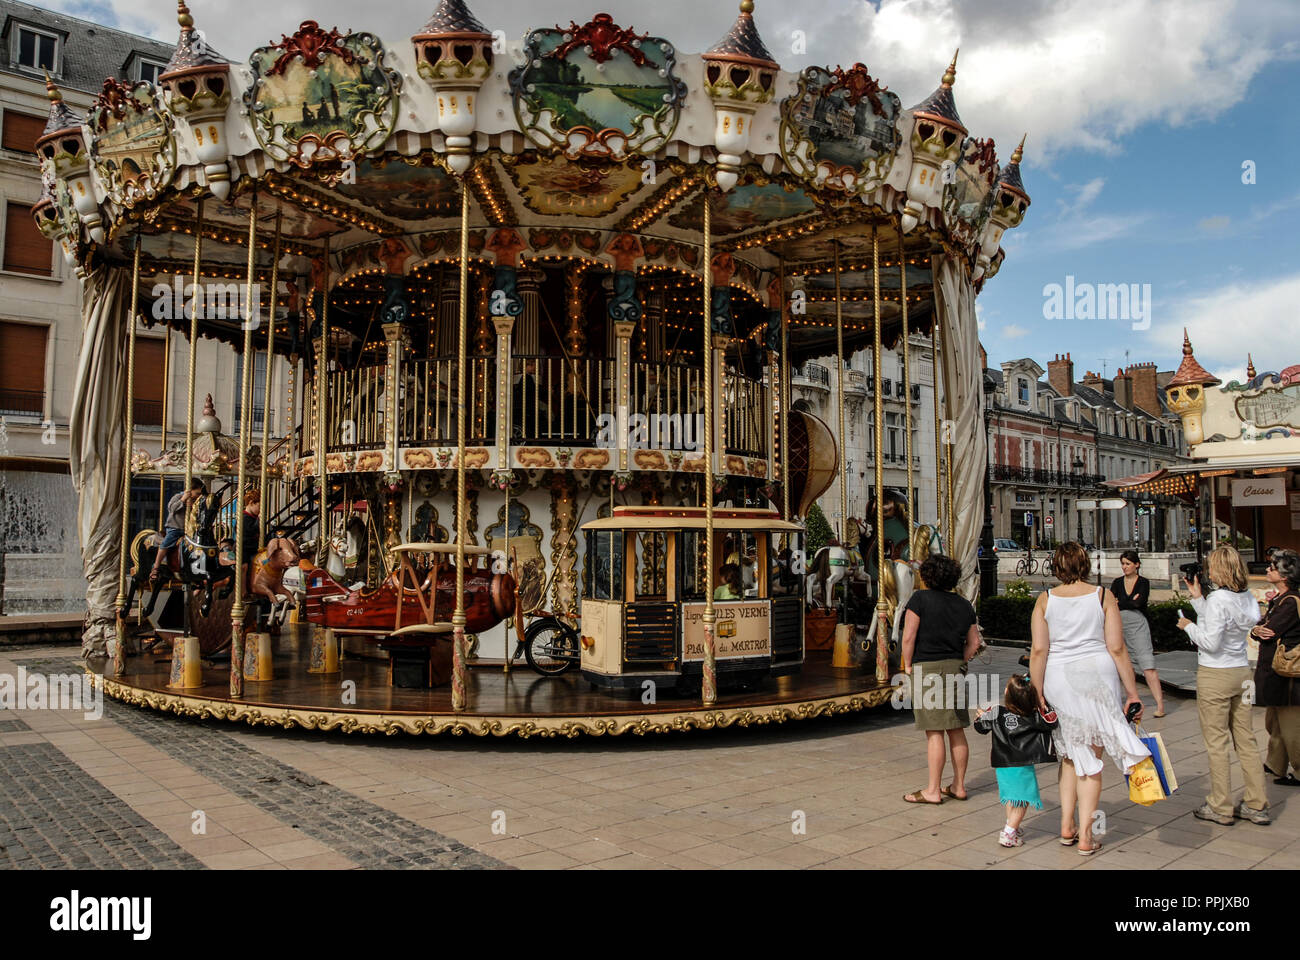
[158,1,233,200]
[974,134,1030,280]
[703,1,779,192]
[1164,330,1221,446]
[901,51,965,233]
[35,77,103,243]
[413,0,494,175]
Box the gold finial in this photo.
[941,49,958,88]
[1182,328,1192,355]
[178,1,193,29]
[1011,134,1025,164]
[740,0,755,13]
[1247,354,1256,379]
[45,71,61,102]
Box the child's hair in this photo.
[1004,674,1037,717]
[219,537,235,549]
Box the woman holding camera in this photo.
[1111,550,1165,718]
[1252,549,1300,787]
[1178,545,1270,825]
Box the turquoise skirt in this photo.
[995,766,1043,809]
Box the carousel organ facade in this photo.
[42,0,1032,735]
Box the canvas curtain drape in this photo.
[69,264,129,657]
[932,252,985,604]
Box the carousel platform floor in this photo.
[88,626,897,738]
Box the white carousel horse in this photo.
[863,523,941,650]
[807,542,870,608]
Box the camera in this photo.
[1179,561,1213,594]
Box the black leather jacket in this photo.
[974,706,1058,767]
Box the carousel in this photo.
[42,0,1031,736]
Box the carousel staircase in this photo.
[267,479,333,542]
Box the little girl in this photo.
[974,674,1058,847]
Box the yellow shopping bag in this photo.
[1127,756,1167,806]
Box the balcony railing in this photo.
[794,362,830,387]
[992,464,1107,488]
[723,372,768,458]
[511,355,612,445]
[0,389,43,418]
[329,365,385,450]
[399,356,493,447]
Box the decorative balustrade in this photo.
[398,357,494,447]
[327,364,386,450]
[723,371,769,458]
[510,355,613,445]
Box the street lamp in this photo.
[980,371,997,600]
[1071,457,1085,545]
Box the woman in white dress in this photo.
[1029,542,1150,855]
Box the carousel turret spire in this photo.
[975,133,1032,280]
[703,1,780,192]
[413,0,494,176]
[1163,330,1220,446]
[159,0,233,201]
[1246,354,1256,380]
[35,74,103,244]
[901,50,968,233]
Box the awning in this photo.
[1104,458,1299,497]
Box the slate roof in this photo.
[415,0,491,38]
[0,0,175,94]
[706,6,777,68]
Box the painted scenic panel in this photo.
[668,182,816,236]
[89,82,175,206]
[335,160,460,221]
[943,137,998,247]
[510,155,644,217]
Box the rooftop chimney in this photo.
[1082,369,1105,391]
[1047,351,1074,397]
[1128,361,1161,417]
[1113,368,1134,411]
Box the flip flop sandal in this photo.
[1078,840,1103,857]
[1059,832,1079,846]
[1153,709,1166,718]
[942,786,968,801]
[903,790,944,805]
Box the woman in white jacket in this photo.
[1177,545,1270,825]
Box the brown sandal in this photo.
[903,790,944,805]
[942,786,968,801]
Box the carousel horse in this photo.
[863,522,941,651]
[124,491,234,620]
[251,535,302,626]
[806,519,874,610]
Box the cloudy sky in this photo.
[45,0,1300,382]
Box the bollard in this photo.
[243,632,274,682]
[307,626,339,674]
[168,636,203,689]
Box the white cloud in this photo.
[1198,215,1231,232]
[1058,178,1106,219]
[1147,271,1300,375]
[1002,324,1030,340]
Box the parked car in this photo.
[993,539,1021,553]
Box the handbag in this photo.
[1135,725,1177,796]
[1267,597,1300,678]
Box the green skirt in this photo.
[911,658,971,731]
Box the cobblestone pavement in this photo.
[2,644,1299,870]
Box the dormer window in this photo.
[1018,379,1030,405]
[15,25,59,72]
[137,58,166,85]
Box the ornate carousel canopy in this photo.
[36,0,1030,365]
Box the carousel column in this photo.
[709,252,736,484]
[484,228,526,473]
[872,224,889,683]
[764,275,783,506]
[313,245,331,566]
[231,195,260,700]
[450,179,474,713]
[258,211,282,544]
[112,234,142,679]
[382,313,409,473]
[701,194,717,707]
[833,242,847,540]
[184,202,205,492]
[605,233,646,478]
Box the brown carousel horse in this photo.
[123,491,235,620]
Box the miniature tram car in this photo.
[577,507,804,694]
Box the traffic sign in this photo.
[1025,512,1034,526]
[1044,516,1054,528]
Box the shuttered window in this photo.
[2,111,45,153]
[133,337,166,426]
[0,321,48,416]
[4,202,52,276]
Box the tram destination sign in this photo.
[681,602,771,661]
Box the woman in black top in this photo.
[1252,549,1300,785]
[1110,550,1164,717]
[900,554,983,804]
